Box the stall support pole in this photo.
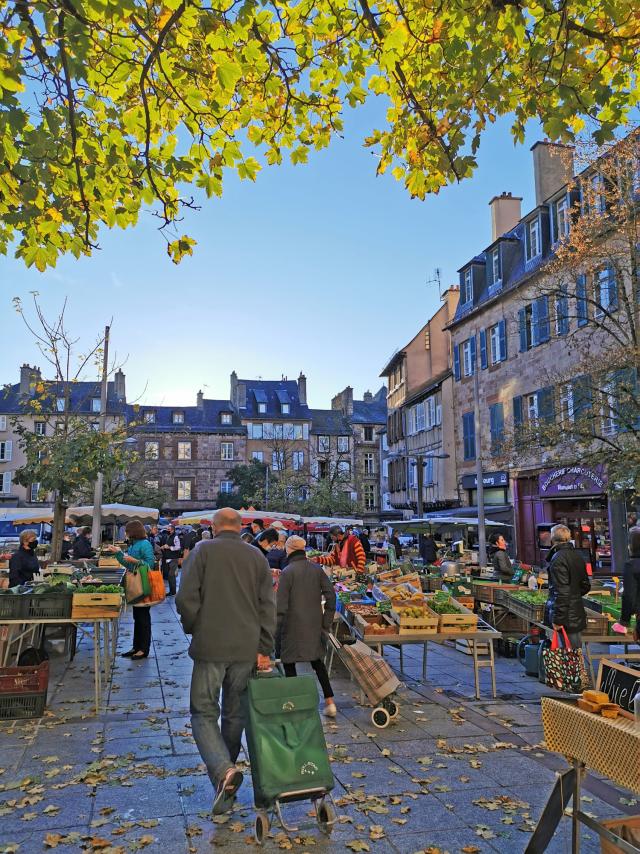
[473,368,487,567]
[91,325,110,549]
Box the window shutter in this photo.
[608,265,619,309]
[1,472,11,493]
[453,344,461,381]
[0,416,6,431]
[479,328,488,370]
[469,335,477,374]
[536,297,550,343]
[513,395,523,427]
[572,375,592,418]
[576,275,588,326]
[518,308,528,352]
[557,289,569,335]
[4,440,12,462]
[435,403,442,426]
[498,319,507,360]
[537,386,555,422]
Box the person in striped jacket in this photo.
[313,525,367,574]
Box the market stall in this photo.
[66,503,159,525]
[174,509,301,529]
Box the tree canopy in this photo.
[1,0,639,268]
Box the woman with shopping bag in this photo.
[106,520,160,660]
[544,523,591,649]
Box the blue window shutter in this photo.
[537,296,550,343]
[608,265,619,309]
[479,329,488,370]
[518,308,528,352]
[453,344,461,381]
[489,403,504,455]
[572,375,592,418]
[576,274,588,326]
[537,386,555,422]
[513,395,523,427]
[469,335,477,374]
[498,319,507,360]
[531,299,539,346]
[557,289,569,335]
[462,412,476,461]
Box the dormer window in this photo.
[91,398,101,413]
[221,412,232,425]
[56,397,65,412]
[462,268,473,304]
[258,402,267,414]
[281,403,290,415]
[143,411,156,424]
[525,217,541,261]
[491,248,501,285]
[172,410,184,424]
[552,194,570,243]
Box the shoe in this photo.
[131,651,148,659]
[611,622,628,634]
[212,767,243,816]
[323,703,337,718]
[166,592,175,597]
[121,650,135,658]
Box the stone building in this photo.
[379,288,460,518]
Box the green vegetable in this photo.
[430,592,462,614]
[76,585,122,594]
[510,590,548,605]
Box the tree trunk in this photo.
[51,495,67,562]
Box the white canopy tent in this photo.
[392,516,511,534]
[66,503,159,525]
[173,509,302,526]
[0,508,54,525]
[301,516,364,527]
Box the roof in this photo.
[379,350,406,377]
[0,381,127,416]
[128,399,245,434]
[237,379,311,420]
[403,369,452,407]
[350,387,387,425]
[309,409,353,435]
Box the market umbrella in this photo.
[302,516,364,527]
[173,508,302,529]
[392,516,510,534]
[66,503,159,524]
[0,508,54,524]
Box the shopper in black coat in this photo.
[419,533,438,565]
[72,527,95,559]
[544,524,591,647]
[9,530,40,586]
[614,527,640,640]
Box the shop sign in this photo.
[461,471,509,489]
[539,464,607,496]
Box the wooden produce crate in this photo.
[456,596,475,611]
[472,581,520,604]
[426,594,479,633]
[354,613,398,640]
[97,557,121,569]
[503,592,547,623]
[378,568,402,582]
[421,575,443,593]
[71,592,122,620]
[391,605,439,636]
[455,638,491,656]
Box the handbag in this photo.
[125,563,151,605]
[146,568,166,605]
[542,627,590,693]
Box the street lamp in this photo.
[411,453,451,519]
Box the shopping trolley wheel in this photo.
[385,699,399,719]
[316,798,335,836]
[371,706,390,728]
[254,811,270,845]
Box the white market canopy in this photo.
[173,509,302,525]
[392,516,510,534]
[66,503,159,524]
[0,508,54,525]
[302,516,364,527]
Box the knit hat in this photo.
[285,535,306,553]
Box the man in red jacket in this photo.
[314,525,366,574]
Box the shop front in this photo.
[515,464,616,575]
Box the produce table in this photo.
[0,612,121,712]
[526,697,640,853]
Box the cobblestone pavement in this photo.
[0,599,637,854]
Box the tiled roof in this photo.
[309,409,353,435]
[350,387,387,425]
[0,382,126,415]
[237,379,311,419]
[128,400,245,434]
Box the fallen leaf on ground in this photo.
[345,842,369,852]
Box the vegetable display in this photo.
[510,590,548,605]
[429,593,462,615]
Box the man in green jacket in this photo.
[177,508,276,815]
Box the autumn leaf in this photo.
[345,842,370,852]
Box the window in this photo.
[249,422,263,439]
[526,393,539,424]
[1,471,12,494]
[491,248,501,284]
[221,442,234,461]
[30,482,41,502]
[462,412,475,461]
[424,456,434,485]
[258,402,267,414]
[462,268,473,304]
[221,412,232,425]
[364,484,377,511]
[555,287,569,335]
[590,173,606,214]
[462,337,476,376]
[220,480,233,494]
[281,403,290,415]
[177,441,192,460]
[172,411,184,424]
[318,460,329,479]
[34,421,46,436]
[145,480,159,491]
[272,450,285,471]
[177,480,192,500]
[489,403,504,456]
[282,423,295,440]
[143,411,155,424]
[91,421,100,431]
[317,435,330,453]
[292,451,304,470]
[252,451,264,462]
[337,436,350,453]
[263,422,274,439]
[519,298,550,351]
[0,440,13,462]
[488,320,507,364]
[594,266,618,317]
[408,402,425,435]
[576,274,588,326]
[425,397,436,430]
[525,217,541,261]
[559,384,574,425]
[408,459,417,489]
[0,416,6,431]
[144,441,159,460]
[56,397,65,412]
[55,421,65,433]
[554,195,570,241]
[364,453,375,476]
[363,426,374,442]
[91,398,101,413]
[337,460,351,476]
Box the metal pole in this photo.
[416,454,424,519]
[473,365,487,567]
[265,464,269,510]
[91,327,110,549]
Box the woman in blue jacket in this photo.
[107,520,156,660]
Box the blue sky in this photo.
[0,104,542,409]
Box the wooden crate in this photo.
[599,816,640,854]
[421,575,443,593]
[97,557,121,568]
[473,581,520,604]
[391,606,439,636]
[582,606,610,636]
[354,613,398,640]
[72,592,122,620]
[456,596,475,611]
[378,568,402,581]
[426,595,479,633]
[455,638,490,656]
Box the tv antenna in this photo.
[426,268,442,299]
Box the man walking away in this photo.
[176,508,275,815]
[161,525,182,595]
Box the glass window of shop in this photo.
[469,487,508,505]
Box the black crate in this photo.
[0,690,47,720]
[27,592,72,620]
[0,594,29,620]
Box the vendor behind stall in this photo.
[313,525,366,574]
[9,530,40,586]
[488,532,513,580]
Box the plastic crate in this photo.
[0,691,47,720]
[0,594,29,619]
[27,592,72,620]
[0,660,49,695]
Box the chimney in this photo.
[196,389,204,410]
[114,368,126,402]
[363,390,373,403]
[489,192,522,242]
[237,382,246,409]
[297,372,307,406]
[332,386,354,417]
[19,364,41,396]
[531,141,574,207]
[230,371,238,407]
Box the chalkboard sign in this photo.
[597,658,640,719]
